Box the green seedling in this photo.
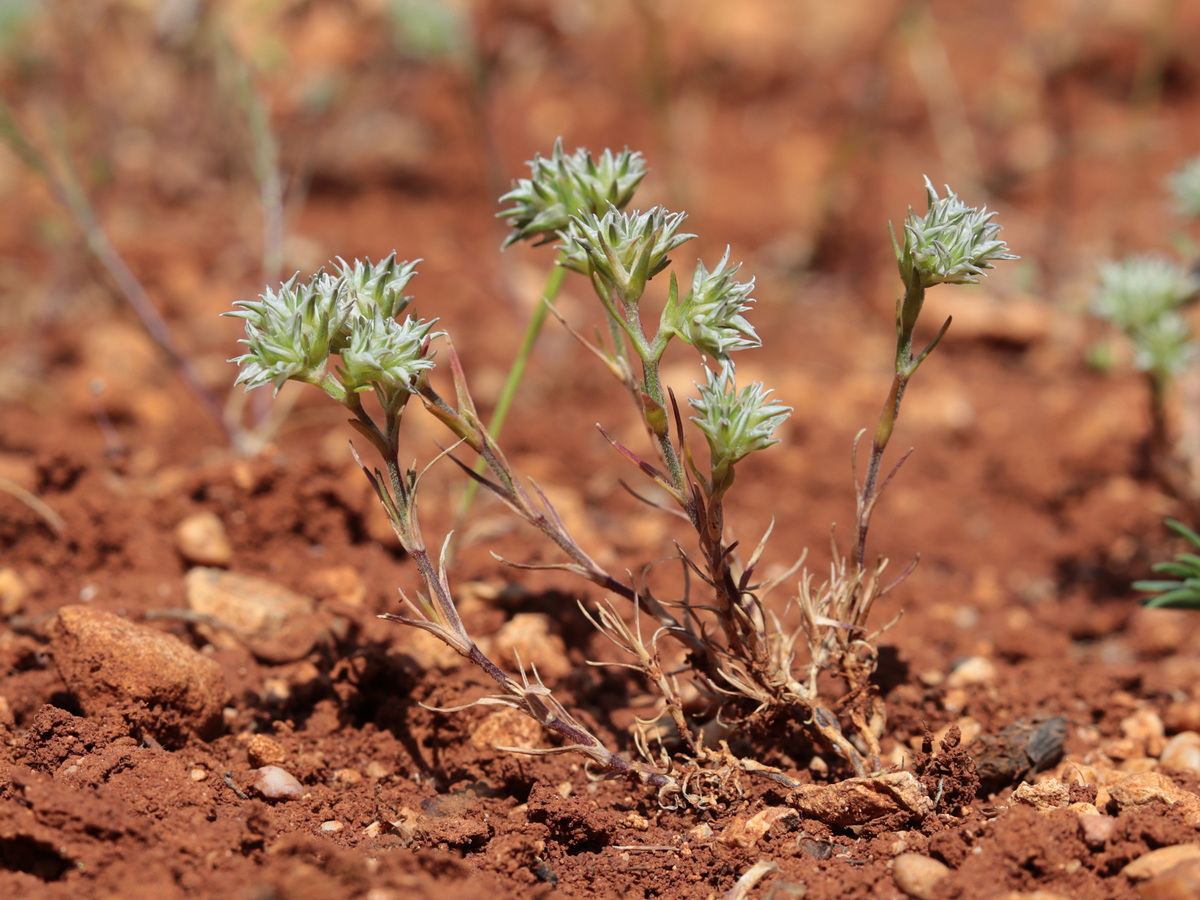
[227,145,1015,802]
[1135,518,1200,609]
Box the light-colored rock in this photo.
[175,512,233,567]
[470,707,543,752]
[184,567,322,663]
[787,771,934,826]
[1077,812,1117,848]
[1012,779,1071,811]
[491,613,571,681]
[250,765,304,800]
[0,567,28,616]
[893,853,950,900]
[1122,844,1200,880]
[945,656,998,688]
[718,806,798,849]
[1159,732,1200,773]
[307,565,366,608]
[244,733,287,768]
[49,605,228,745]
[1136,858,1200,899]
[1108,771,1200,825]
[1120,709,1167,757]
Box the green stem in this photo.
[455,257,568,525]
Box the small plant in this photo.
[1135,518,1200,609]
[1092,159,1200,499]
[227,144,1014,804]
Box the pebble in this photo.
[250,765,304,801]
[1163,700,1200,734]
[190,767,208,782]
[893,853,950,900]
[49,605,228,744]
[320,820,344,834]
[1077,812,1117,848]
[1120,709,1167,757]
[183,567,321,663]
[1159,732,1200,773]
[491,613,572,681]
[1108,772,1200,825]
[1011,779,1070,811]
[945,655,997,688]
[175,512,233,567]
[332,767,363,786]
[245,733,287,768]
[1137,858,1200,899]
[1122,844,1200,880]
[0,567,29,616]
[718,807,799,849]
[469,707,544,752]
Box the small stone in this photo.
[190,767,208,782]
[332,767,362,786]
[689,823,714,842]
[365,760,390,779]
[788,772,934,826]
[718,807,799,849]
[0,568,29,616]
[1159,732,1200,773]
[1108,772,1200,825]
[491,613,571,681]
[945,656,997,688]
[250,765,304,801]
[1137,859,1200,899]
[320,820,344,834]
[175,512,233,567]
[893,853,951,900]
[245,733,287,768]
[1012,779,1070,811]
[1077,812,1116,848]
[363,821,384,838]
[49,605,228,745]
[1163,700,1200,734]
[1121,709,1167,757]
[1122,844,1200,880]
[306,566,367,608]
[470,707,543,752]
[184,567,321,663]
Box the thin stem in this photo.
[455,257,568,528]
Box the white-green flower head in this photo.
[338,312,440,394]
[228,273,344,392]
[498,138,647,248]
[1169,156,1200,220]
[559,206,695,302]
[1093,254,1199,332]
[332,253,420,325]
[1131,310,1196,378]
[664,249,760,361]
[227,255,436,396]
[892,177,1017,289]
[688,364,791,471]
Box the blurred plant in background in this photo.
[1092,158,1200,505]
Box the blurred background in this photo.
[2,0,1200,520]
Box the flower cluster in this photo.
[498,139,647,248]
[1093,255,1199,377]
[663,248,759,361]
[1169,156,1200,220]
[892,177,1017,290]
[227,253,439,400]
[688,364,792,475]
[559,206,694,303]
